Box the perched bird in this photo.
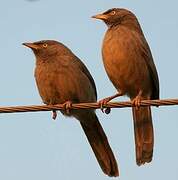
[92,8,159,165]
[23,40,119,177]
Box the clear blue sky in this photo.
[0,0,177,179]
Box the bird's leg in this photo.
[62,101,73,115]
[52,110,57,120]
[49,100,57,120]
[99,91,123,114]
[132,90,143,110]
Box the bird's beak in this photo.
[91,14,108,20]
[22,42,39,50]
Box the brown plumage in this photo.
[23,40,119,176]
[92,8,159,165]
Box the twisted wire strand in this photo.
[0,98,177,114]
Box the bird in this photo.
[23,40,119,177]
[92,8,159,166]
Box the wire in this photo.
[0,98,177,114]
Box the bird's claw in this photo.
[98,98,111,114]
[52,110,57,120]
[62,101,72,114]
[132,96,142,110]
[105,107,111,114]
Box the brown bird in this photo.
[23,40,119,177]
[92,8,159,165]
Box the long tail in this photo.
[132,106,154,166]
[80,113,119,177]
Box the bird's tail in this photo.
[132,106,154,166]
[80,112,119,177]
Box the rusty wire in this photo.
[0,98,177,114]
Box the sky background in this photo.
[0,0,177,179]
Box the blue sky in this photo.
[0,0,178,179]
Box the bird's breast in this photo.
[34,61,96,105]
[34,63,61,104]
[102,27,152,98]
[102,29,131,93]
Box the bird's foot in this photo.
[98,97,112,114]
[62,101,72,114]
[52,110,57,120]
[98,92,123,114]
[132,96,142,110]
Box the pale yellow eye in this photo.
[43,43,48,48]
[111,11,116,15]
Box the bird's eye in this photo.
[111,11,116,15]
[43,43,48,48]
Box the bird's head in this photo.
[92,8,138,27]
[23,40,70,60]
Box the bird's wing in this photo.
[73,56,98,100]
[135,32,159,99]
[58,54,97,100]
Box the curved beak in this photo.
[22,42,39,50]
[91,14,108,20]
